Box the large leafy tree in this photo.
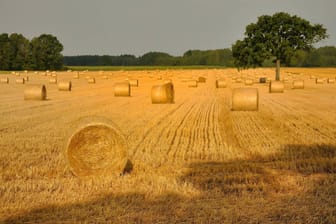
[31,34,63,70]
[9,33,31,70]
[232,12,328,80]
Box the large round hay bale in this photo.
[245,79,253,86]
[0,77,9,84]
[151,83,174,104]
[328,78,335,84]
[259,77,266,83]
[49,78,57,84]
[88,78,95,84]
[24,85,47,100]
[65,119,131,176]
[114,82,131,97]
[232,88,259,111]
[129,79,138,87]
[16,78,25,84]
[163,79,172,84]
[269,81,284,93]
[188,80,198,87]
[58,81,72,91]
[292,80,304,89]
[24,76,29,81]
[216,79,227,88]
[198,77,206,83]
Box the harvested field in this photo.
[0,68,335,223]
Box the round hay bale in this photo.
[129,79,138,87]
[0,77,9,84]
[163,79,172,84]
[232,88,259,111]
[292,80,304,89]
[114,82,131,97]
[49,78,57,84]
[216,79,227,88]
[269,81,284,93]
[58,81,72,91]
[16,78,25,84]
[101,75,108,80]
[65,119,131,176]
[23,76,29,81]
[328,78,335,84]
[88,78,95,84]
[188,80,198,88]
[73,73,79,79]
[316,78,324,84]
[24,85,47,100]
[235,78,243,83]
[245,79,253,86]
[151,83,174,104]
[51,74,57,78]
[259,77,267,83]
[198,77,206,83]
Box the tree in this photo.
[232,12,328,80]
[0,33,11,70]
[30,34,63,70]
[9,33,31,70]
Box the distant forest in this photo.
[64,46,336,67]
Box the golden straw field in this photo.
[0,68,336,223]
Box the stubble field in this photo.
[0,68,335,223]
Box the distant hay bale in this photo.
[328,78,335,83]
[188,80,198,87]
[316,78,324,84]
[88,78,96,84]
[16,78,25,84]
[101,75,108,79]
[129,79,138,87]
[310,75,316,79]
[245,79,253,86]
[151,83,174,104]
[24,85,47,100]
[232,88,259,111]
[49,78,57,84]
[198,77,206,83]
[114,82,131,97]
[235,78,243,83]
[23,76,29,81]
[216,79,227,88]
[51,74,57,78]
[65,119,131,176]
[269,81,284,93]
[292,80,304,89]
[58,81,72,91]
[0,77,9,84]
[73,73,79,79]
[163,79,172,84]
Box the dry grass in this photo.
[0,68,335,223]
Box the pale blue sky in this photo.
[1,0,335,56]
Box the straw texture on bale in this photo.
[49,78,57,84]
[129,79,138,87]
[216,79,227,88]
[198,77,206,83]
[259,77,266,83]
[88,78,95,84]
[0,77,9,84]
[232,88,259,111]
[66,119,131,176]
[188,80,198,87]
[151,83,174,104]
[316,78,324,84]
[24,85,47,100]
[16,78,25,84]
[328,78,335,83]
[269,81,284,93]
[245,79,253,86]
[114,82,131,97]
[58,81,72,91]
[292,80,304,89]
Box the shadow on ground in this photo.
[3,144,336,223]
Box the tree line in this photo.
[0,33,63,70]
[63,47,336,68]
